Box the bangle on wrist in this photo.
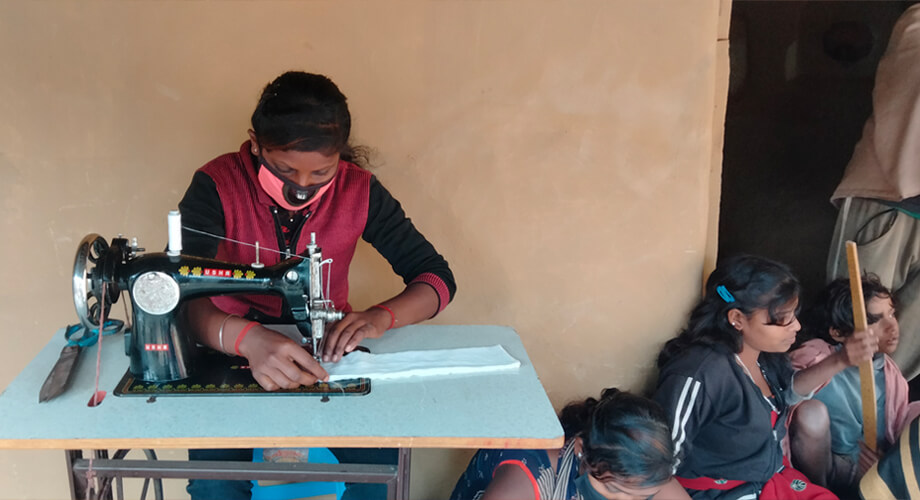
[234,321,259,356]
[218,313,239,354]
[371,304,396,330]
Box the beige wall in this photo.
[0,1,726,498]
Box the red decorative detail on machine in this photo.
[144,344,170,351]
[202,268,233,277]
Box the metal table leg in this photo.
[66,449,116,500]
[396,447,411,500]
[65,450,86,500]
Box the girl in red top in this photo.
[179,71,456,391]
[178,71,456,500]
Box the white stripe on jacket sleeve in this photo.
[670,376,701,471]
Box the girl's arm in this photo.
[792,329,877,396]
[653,371,712,472]
[481,462,540,500]
[322,176,456,362]
[177,171,330,391]
[322,283,440,362]
[182,297,328,390]
[652,478,692,500]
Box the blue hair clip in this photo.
[716,285,735,304]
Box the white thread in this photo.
[182,226,291,257]
[324,380,347,395]
[183,225,338,308]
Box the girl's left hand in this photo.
[322,308,391,362]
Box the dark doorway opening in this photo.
[719,1,909,305]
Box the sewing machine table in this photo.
[0,325,563,500]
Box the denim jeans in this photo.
[186,447,398,500]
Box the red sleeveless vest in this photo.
[199,141,370,317]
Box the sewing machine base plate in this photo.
[113,350,371,396]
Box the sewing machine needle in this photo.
[38,344,81,402]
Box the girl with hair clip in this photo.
[788,273,920,497]
[653,255,876,500]
[449,388,690,500]
[177,71,456,500]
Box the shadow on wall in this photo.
[719,0,908,304]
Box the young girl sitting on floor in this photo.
[789,274,920,497]
[653,255,877,500]
[449,388,689,500]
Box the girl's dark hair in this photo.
[800,273,894,344]
[250,71,368,166]
[558,388,674,488]
[657,254,801,367]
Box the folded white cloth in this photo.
[322,345,520,381]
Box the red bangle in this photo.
[371,304,396,330]
[234,321,259,356]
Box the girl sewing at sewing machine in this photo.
[653,255,877,500]
[179,70,455,389]
[449,388,690,500]
[177,70,456,500]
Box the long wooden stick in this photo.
[845,241,878,451]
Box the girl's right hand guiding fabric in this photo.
[238,326,329,391]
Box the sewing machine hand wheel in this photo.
[72,234,118,330]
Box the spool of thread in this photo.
[167,210,182,256]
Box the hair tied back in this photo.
[716,285,735,304]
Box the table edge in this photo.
[0,435,564,450]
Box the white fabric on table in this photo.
[321,345,520,381]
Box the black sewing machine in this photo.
[71,211,343,383]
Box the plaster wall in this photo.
[0,1,724,498]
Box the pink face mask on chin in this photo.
[257,164,335,211]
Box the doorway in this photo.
[719,1,909,305]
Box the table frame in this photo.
[64,448,411,500]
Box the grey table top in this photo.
[0,324,563,450]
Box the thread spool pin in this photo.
[251,241,264,269]
[167,210,182,256]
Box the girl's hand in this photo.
[238,326,328,391]
[840,329,878,366]
[322,308,391,362]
